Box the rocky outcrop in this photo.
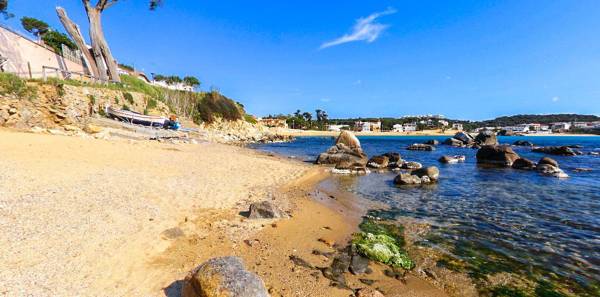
[474,130,498,146]
[512,158,536,170]
[411,166,440,181]
[424,139,439,145]
[182,257,269,297]
[532,146,580,156]
[476,145,520,167]
[382,152,401,163]
[407,143,435,151]
[367,155,389,169]
[537,164,569,178]
[438,155,466,164]
[538,157,559,167]
[248,201,287,219]
[400,161,422,170]
[317,131,368,173]
[394,166,439,185]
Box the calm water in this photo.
[252,135,600,292]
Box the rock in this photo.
[30,126,45,133]
[438,155,465,164]
[84,124,104,134]
[367,155,389,169]
[161,227,184,240]
[335,130,361,149]
[248,201,287,219]
[453,132,474,144]
[474,130,498,146]
[407,143,435,151]
[443,137,465,147]
[411,166,440,182]
[62,124,81,132]
[532,146,579,156]
[512,158,536,170]
[424,139,439,145]
[537,164,569,178]
[47,129,66,136]
[513,140,534,146]
[393,173,422,185]
[573,168,592,172]
[322,253,351,285]
[538,157,559,168]
[182,256,269,297]
[8,107,17,115]
[289,255,314,269]
[349,254,370,275]
[476,145,520,167]
[401,161,422,170]
[356,288,385,297]
[382,152,401,163]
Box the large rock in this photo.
[335,130,361,149]
[393,173,423,185]
[400,161,422,170]
[512,158,536,170]
[424,139,439,145]
[248,201,287,219]
[443,137,465,147]
[411,166,440,181]
[182,257,269,297]
[538,157,559,168]
[382,152,401,163]
[532,146,579,156]
[407,143,435,151]
[367,155,389,169]
[454,132,474,144]
[537,164,569,178]
[513,140,534,146]
[476,145,520,167]
[438,155,466,164]
[474,130,498,146]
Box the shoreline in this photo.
[275,128,599,137]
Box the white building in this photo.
[439,120,449,127]
[551,122,571,131]
[327,124,349,132]
[393,123,417,132]
[355,121,381,132]
[452,123,463,131]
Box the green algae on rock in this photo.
[352,232,415,270]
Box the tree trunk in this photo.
[56,7,99,78]
[84,7,110,82]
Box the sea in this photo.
[251,135,600,295]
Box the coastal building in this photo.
[393,123,417,132]
[354,121,382,132]
[439,120,449,127]
[150,80,194,92]
[452,123,463,131]
[327,124,349,132]
[257,118,288,128]
[551,122,571,132]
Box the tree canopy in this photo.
[21,17,50,37]
[0,0,13,19]
[183,76,200,88]
[42,31,77,54]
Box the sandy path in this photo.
[0,130,306,296]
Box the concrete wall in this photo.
[0,26,86,79]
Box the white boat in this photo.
[106,107,166,127]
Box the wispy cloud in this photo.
[552,96,560,102]
[320,7,397,49]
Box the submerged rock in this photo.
[400,161,422,170]
[367,155,389,169]
[248,201,287,219]
[538,157,559,168]
[394,173,422,185]
[182,256,269,297]
[512,158,536,170]
[537,164,569,178]
[424,139,439,145]
[411,166,440,182]
[476,145,520,167]
[513,140,534,146]
[349,254,370,275]
[438,155,466,164]
[532,146,580,156]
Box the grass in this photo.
[123,92,134,105]
[0,73,37,99]
[194,90,242,123]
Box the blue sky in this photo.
[3,0,600,120]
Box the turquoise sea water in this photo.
[252,136,600,295]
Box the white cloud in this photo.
[320,7,397,49]
[552,96,560,102]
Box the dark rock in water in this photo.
[512,158,536,170]
[443,137,464,147]
[400,161,422,170]
[367,155,389,169]
[567,144,583,149]
[248,201,287,219]
[476,145,520,167]
[349,254,370,275]
[532,146,579,156]
[407,143,435,151]
[182,256,269,297]
[454,132,475,144]
[382,152,401,163]
[321,253,351,286]
[537,164,569,178]
[394,173,422,185]
[590,152,600,156]
[513,140,534,146]
[538,157,559,168]
[411,166,440,182]
[424,139,439,145]
[474,130,498,146]
[574,168,592,172]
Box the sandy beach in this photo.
[0,129,448,297]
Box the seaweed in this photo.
[358,217,406,247]
[352,232,414,270]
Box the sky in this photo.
[3,0,600,120]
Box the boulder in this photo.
[335,130,361,149]
[411,166,440,182]
[538,157,559,168]
[367,155,389,169]
[532,146,579,156]
[443,137,464,147]
[182,256,269,297]
[424,139,439,145]
[349,254,370,275]
[513,140,534,146]
[248,201,287,219]
[512,158,536,170]
[438,155,466,164]
[84,124,104,134]
[476,145,520,167]
[401,161,422,170]
[407,143,435,151]
[537,164,569,178]
[453,132,474,144]
[474,130,498,146]
[382,152,401,163]
[394,173,422,185]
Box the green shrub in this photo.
[87,94,96,105]
[146,97,157,110]
[0,73,36,99]
[115,97,119,104]
[194,90,242,123]
[244,114,257,124]
[123,92,134,105]
[122,104,130,111]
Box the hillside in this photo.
[473,114,600,127]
